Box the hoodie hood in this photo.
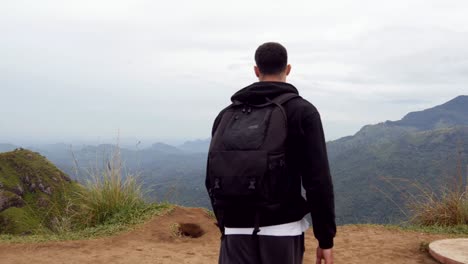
[231,82,299,104]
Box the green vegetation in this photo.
[0,203,172,243]
[0,147,173,243]
[328,125,468,224]
[37,143,210,209]
[75,147,146,227]
[325,96,468,224]
[372,147,468,235]
[0,148,82,234]
[407,186,467,227]
[403,155,468,230]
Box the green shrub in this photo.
[0,146,172,242]
[408,186,467,226]
[406,150,468,226]
[75,147,145,227]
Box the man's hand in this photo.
[316,247,333,264]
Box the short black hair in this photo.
[254,42,288,75]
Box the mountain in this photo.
[178,139,211,153]
[19,143,209,208]
[0,148,81,234]
[149,142,183,154]
[390,95,468,130]
[3,95,466,225]
[328,95,468,223]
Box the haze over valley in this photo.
[2,95,467,225]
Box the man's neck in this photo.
[258,76,286,82]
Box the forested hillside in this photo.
[328,95,468,223]
[1,96,467,224]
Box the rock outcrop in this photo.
[0,190,24,212]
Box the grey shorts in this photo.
[219,233,305,264]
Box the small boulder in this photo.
[0,191,25,212]
[37,183,52,195]
[44,187,52,195]
[12,185,24,197]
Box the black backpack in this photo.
[207,93,299,234]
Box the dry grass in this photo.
[407,185,467,226]
[170,223,182,237]
[0,143,173,242]
[378,146,468,228]
[75,145,145,227]
[407,146,468,226]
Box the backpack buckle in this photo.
[248,179,256,190]
[214,178,221,189]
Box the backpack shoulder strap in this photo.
[267,93,301,123]
[239,93,301,108]
[271,93,301,105]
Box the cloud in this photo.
[1,0,468,143]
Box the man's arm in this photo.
[299,110,336,249]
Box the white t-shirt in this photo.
[224,217,310,236]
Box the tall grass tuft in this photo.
[406,146,468,226]
[407,184,468,226]
[76,145,145,227]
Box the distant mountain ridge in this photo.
[1,95,466,224]
[178,139,210,153]
[327,95,468,223]
[389,95,468,130]
[328,95,468,159]
[149,142,183,154]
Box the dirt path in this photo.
[0,207,453,264]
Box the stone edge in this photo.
[429,241,466,264]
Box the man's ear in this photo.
[254,66,261,78]
[285,64,291,76]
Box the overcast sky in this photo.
[1,0,467,145]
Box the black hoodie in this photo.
[209,81,336,249]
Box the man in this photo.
[206,42,336,264]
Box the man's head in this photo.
[254,42,291,82]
